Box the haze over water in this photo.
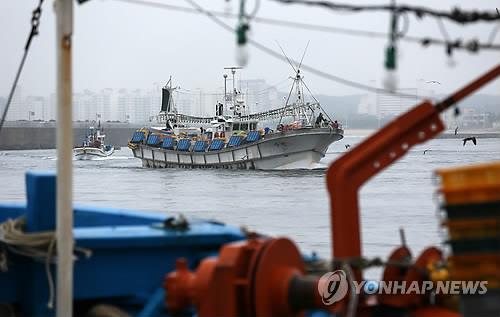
[1,136,499,278]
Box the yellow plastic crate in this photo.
[443,218,500,240]
[436,161,500,191]
[440,184,500,205]
[449,254,500,289]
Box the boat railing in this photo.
[156,102,323,124]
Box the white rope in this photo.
[0,217,92,309]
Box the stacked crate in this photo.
[436,162,500,317]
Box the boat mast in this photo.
[223,73,228,115]
[55,0,74,316]
[224,66,242,117]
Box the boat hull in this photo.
[131,128,342,170]
[74,147,114,160]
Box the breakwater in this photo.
[0,121,144,150]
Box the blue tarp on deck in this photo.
[130,131,145,143]
[246,131,261,143]
[209,139,225,151]
[176,139,191,151]
[161,137,175,149]
[227,136,243,147]
[147,134,161,146]
[193,141,208,152]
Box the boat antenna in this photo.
[275,41,297,74]
[223,73,228,109]
[224,66,242,116]
[297,40,310,71]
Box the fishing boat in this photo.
[128,68,343,170]
[74,124,114,160]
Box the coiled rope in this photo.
[0,217,92,309]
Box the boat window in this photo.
[234,123,240,130]
[241,123,248,130]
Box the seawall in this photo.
[0,122,144,150]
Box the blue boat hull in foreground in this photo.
[0,171,245,317]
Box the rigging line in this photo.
[300,78,334,122]
[298,40,310,70]
[275,41,298,73]
[184,0,427,99]
[111,0,500,51]
[0,0,45,135]
[270,0,500,24]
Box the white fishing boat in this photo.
[129,67,343,169]
[74,124,114,160]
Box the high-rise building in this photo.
[25,96,46,121]
[5,86,25,121]
[376,88,418,118]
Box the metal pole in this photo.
[55,0,73,316]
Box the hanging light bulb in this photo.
[236,22,249,66]
[383,1,399,93]
[383,69,398,93]
[235,0,250,66]
[383,45,398,92]
[236,42,249,66]
[446,43,457,68]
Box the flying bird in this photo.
[462,137,477,146]
[426,80,441,84]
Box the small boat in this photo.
[129,68,344,170]
[74,124,114,160]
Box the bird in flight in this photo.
[462,136,477,146]
[426,80,441,84]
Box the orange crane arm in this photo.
[326,64,500,279]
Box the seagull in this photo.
[462,136,477,146]
[454,126,459,135]
[423,149,431,155]
[345,144,351,149]
[426,80,441,84]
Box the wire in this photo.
[109,0,498,98]
[120,0,421,99]
[397,12,410,39]
[176,78,289,97]
[436,17,451,42]
[0,0,44,135]
[190,0,431,98]
[247,0,261,20]
[109,0,500,52]
[488,24,500,45]
[271,0,500,24]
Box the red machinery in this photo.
[164,64,500,317]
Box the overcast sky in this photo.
[1,0,499,98]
